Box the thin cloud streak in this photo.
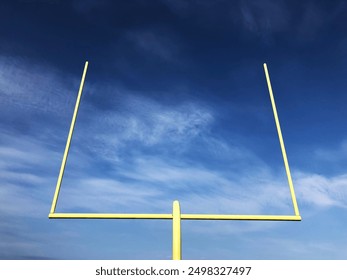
[0,55,77,116]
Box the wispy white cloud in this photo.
[237,0,290,35]
[233,0,346,43]
[57,147,347,219]
[58,177,164,213]
[126,29,180,62]
[314,139,347,162]
[0,130,87,259]
[2,106,346,259]
[295,172,347,209]
[0,138,55,219]
[58,153,296,216]
[114,100,213,145]
[71,92,214,164]
[0,55,79,116]
[240,236,347,259]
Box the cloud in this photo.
[0,55,79,122]
[233,0,346,43]
[240,236,347,259]
[113,100,213,145]
[71,92,214,165]
[237,0,290,35]
[125,29,181,63]
[1,101,346,259]
[58,177,164,213]
[314,139,347,162]
[0,138,56,219]
[58,152,296,216]
[295,172,347,209]
[57,145,347,219]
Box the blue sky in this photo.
[1,0,347,260]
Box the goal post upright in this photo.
[50,61,89,214]
[263,63,300,217]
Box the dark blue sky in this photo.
[1,0,347,259]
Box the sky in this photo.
[1,0,347,260]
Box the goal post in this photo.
[49,62,301,260]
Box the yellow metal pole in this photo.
[181,214,301,221]
[172,200,182,260]
[50,61,89,214]
[49,213,172,219]
[49,213,301,221]
[263,63,300,216]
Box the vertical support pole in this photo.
[263,63,300,216]
[172,200,182,260]
[50,61,89,214]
